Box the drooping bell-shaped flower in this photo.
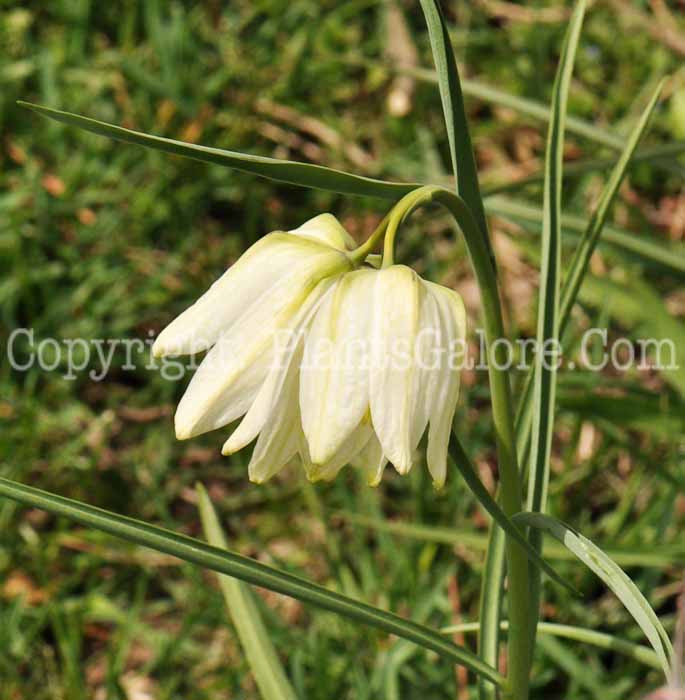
[299,264,466,487]
[153,214,355,463]
[156,210,466,487]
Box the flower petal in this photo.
[424,282,466,488]
[176,273,340,440]
[290,213,356,251]
[300,269,375,465]
[222,278,337,455]
[409,285,442,451]
[247,344,304,484]
[351,433,387,486]
[174,319,273,439]
[153,232,351,356]
[369,265,423,474]
[302,421,374,482]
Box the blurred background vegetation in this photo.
[1,1,684,698]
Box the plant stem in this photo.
[439,621,663,671]
[380,188,433,267]
[385,185,531,700]
[477,524,506,700]
[348,214,390,264]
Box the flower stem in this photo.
[385,185,531,700]
[348,214,390,265]
[380,188,432,267]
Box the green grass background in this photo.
[1,1,684,698]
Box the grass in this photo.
[1,1,684,698]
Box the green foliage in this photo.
[1,2,684,699]
[515,512,673,678]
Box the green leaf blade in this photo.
[526,0,587,651]
[484,196,685,274]
[559,80,665,328]
[197,483,298,700]
[512,79,667,462]
[482,141,685,196]
[449,434,576,595]
[528,0,586,521]
[417,1,493,264]
[18,101,418,200]
[439,620,663,671]
[401,66,683,178]
[514,512,673,680]
[0,476,504,687]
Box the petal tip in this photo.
[222,431,247,455]
[307,448,329,469]
[174,415,195,441]
[390,452,412,476]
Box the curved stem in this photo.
[385,185,531,699]
[380,188,431,267]
[348,214,390,265]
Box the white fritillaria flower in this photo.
[153,214,355,476]
[156,214,466,487]
[300,264,466,488]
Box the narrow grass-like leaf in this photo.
[514,512,673,679]
[476,528,506,696]
[449,434,575,594]
[400,64,683,177]
[0,476,504,686]
[360,54,684,180]
[527,0,586,530]
[439,621,662,671]
[463,77,621,149]
[417,1,493,264]
[400,66,623,150]
[559,81,665,328]
[483,141,685,195]
[525,0,586,655]
[18,101,419,200]
[197,484,297,700]
[513,80,667,462]
[485,196,685,274]
[338,511,685,568]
